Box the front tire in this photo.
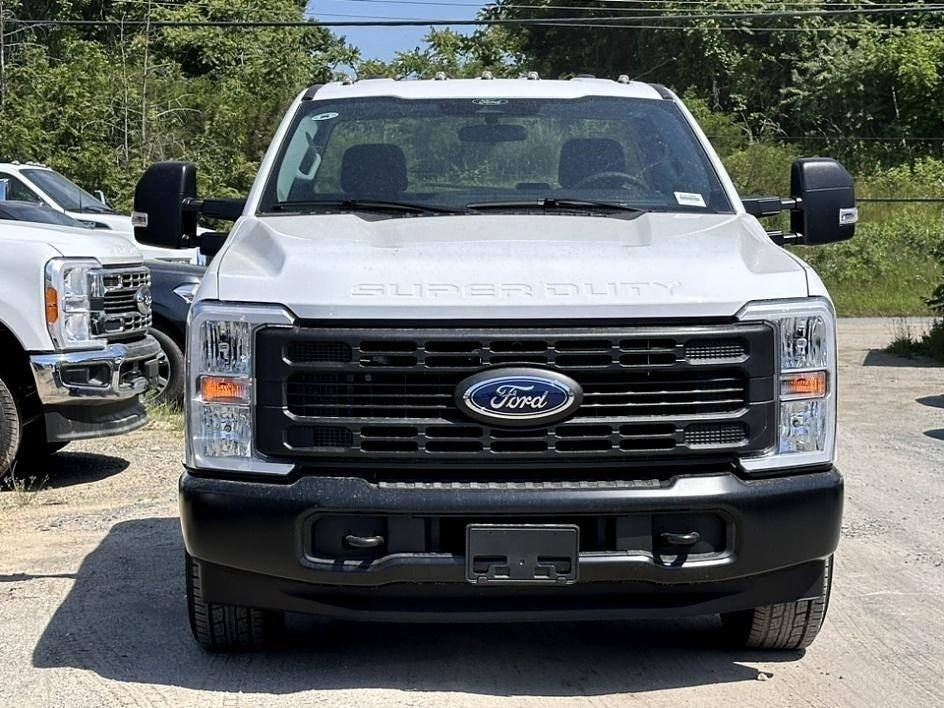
[186,553,283,652]
[721,557,833,650]
[0,375,22,479]
[146,327,185,408]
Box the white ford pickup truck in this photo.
[0,221,161,477]
[0,162,200,263]
[132,77,856,653]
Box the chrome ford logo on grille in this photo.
[134,285,152,315]
[456,368,582,427]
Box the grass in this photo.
[1,463,49,507]
[145,403,185,432]
[794,213,943,318]
[820,259,941,317]
[885,318,944,363]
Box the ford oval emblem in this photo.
[456,368,583,427]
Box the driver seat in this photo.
[558,138,626,189]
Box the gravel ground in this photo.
[1,318,942,707]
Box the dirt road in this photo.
[1,318,942,707]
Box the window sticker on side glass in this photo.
[674,192,707,208]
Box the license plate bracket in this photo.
[465,524,579,585]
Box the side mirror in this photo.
[133,161,198,249]
[133,162,246,250]
[790,157,857,245]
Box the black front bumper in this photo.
[180,467,842,622]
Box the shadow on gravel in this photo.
[5,452,129,490]
[918,395,944,410]
[862,350,942,368]
[924,430,944,441]
[33,518,803,697]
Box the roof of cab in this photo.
[306,77,669,102]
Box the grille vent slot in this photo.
[685,339,748,361]
[684,423,748,448]
[286,341,352,364]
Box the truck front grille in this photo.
[91,267,151,341]
[256,324,776,467]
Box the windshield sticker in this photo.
[674,192,706,208]
[311,112,339,121]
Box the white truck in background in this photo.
[0,220,161,477]
[0,162,200,263]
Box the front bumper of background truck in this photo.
[180,466,842,622]
[29,335,161,442]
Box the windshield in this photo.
[260,96,732,215]
[21,168,113,213]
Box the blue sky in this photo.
[306,0,483,61]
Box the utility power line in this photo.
[10,3,944,29]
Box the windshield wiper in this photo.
[76,203,109,214]
[270,199,468,215]
[466,198,648,214]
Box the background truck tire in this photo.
[186,553,283,652]
[0,375,23,480]
[146,327,185,408]
[721,556,833,650]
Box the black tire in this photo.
[146,327,185,408]
[0,375,22,479]
[721,556,833,650]
[186,553,283,652]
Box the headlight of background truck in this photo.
[186,301,294,474]
[44,258,104,351]
[738,298,837,472]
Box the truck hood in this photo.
[0,221,142,265]
[213,212,810,320]
[63,211,202,264]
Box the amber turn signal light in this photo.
[780,371,827,400]
[200,376,250,404]
[45,287,59,324]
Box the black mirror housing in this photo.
[790,157,857,245]
[133,161,198,249]
[199,231,229,259]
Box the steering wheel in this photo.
[571,171,649,191]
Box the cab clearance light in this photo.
[200,375,250,404]
[780,371,827,400]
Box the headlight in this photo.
[187,301,294,474]
[44,258,104,350]
[737,298,837,472]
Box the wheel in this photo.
[0,374,22,479]
[721,556,833,650]
[186,553,283,652]
[146,327,185,408]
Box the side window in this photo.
[0,173,42,203]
